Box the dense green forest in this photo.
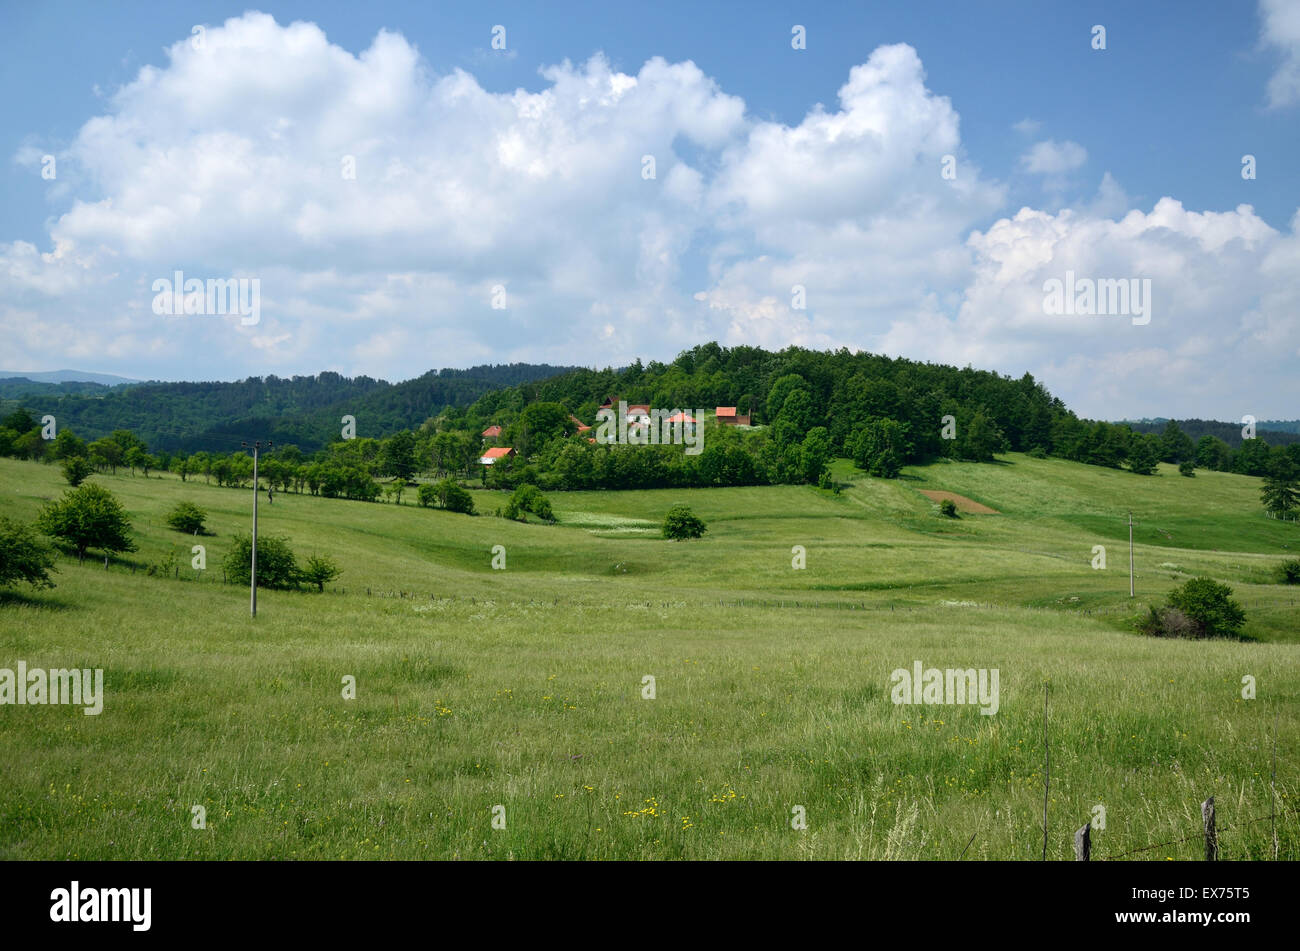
[1,363,578,453]
[2,343,1298,508]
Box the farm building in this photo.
[478,446,515,466]
[715,406,751,426]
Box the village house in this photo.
[715,406,751,426]
[478,446,515,466]
[481,424,502,440]
[601,397,652,436]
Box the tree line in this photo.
[1,363,577,454]
[2,342,1298,516]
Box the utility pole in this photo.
[1128,511,1134,598]
[242,440,272,617]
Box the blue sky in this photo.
[1,1,1297,418]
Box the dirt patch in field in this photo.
[918,490,1000,514]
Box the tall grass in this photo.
[0,454,1294,859]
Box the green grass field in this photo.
[0,453,1295,860]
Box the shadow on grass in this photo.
[0,589,76,611]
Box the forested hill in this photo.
[457,342,1065,455]
[6,363,578,453]
[1121,418,1300,448]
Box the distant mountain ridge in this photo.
[0,369,141,386]
[2,363,579,453]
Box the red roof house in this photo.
[481,425,502,439]
[478,446,515,465]
[715,406,751,426]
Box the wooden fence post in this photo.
[1074,822,1091,861]
[1202,796,1217,861]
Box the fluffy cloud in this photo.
[1261,0,1300,107]
[1019,140,1087,175]
[878,197,1300,418]
[2,12,1296,421]
[700,43,1003,356]
[2,13,747,374]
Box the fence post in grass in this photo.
[1074,822,1090,861]
[1202,796,1217,861]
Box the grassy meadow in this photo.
[0,452,1296,860]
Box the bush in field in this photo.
[504,484,553,522]
[418,479,475,515]
[1141,576,1245,638]
[36,483,137,563]
[61,456,93,486]
[165,501,208,534]
[0,517,57,590]
[222,533,299,589]
[1167,577,1245,637]
[662,504,707,540]
[1137,606,1200,639]
[299,554,342,592]
[1276,559,1300,585]
[939,499,958,518]
[1178,460,1195,477]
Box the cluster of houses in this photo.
[476,399,751,465]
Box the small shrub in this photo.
[222,533,299,589]
[663,504,707,540]
[299,554,341,592]
[817,470,833,490]
[36,482,137,563]
[0,517,57,590]
[939,498,958,518]
[1027,447,1048,459]
[61,456,93,486]
[1277,559,1300,585]
[146,547,179,578]
[1178,460,1195,477]
[419,478,475,515]
[166,501,208,534]
[1145,576,1246,638]
[1137,606,1199,639]
[506,484,553,523]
